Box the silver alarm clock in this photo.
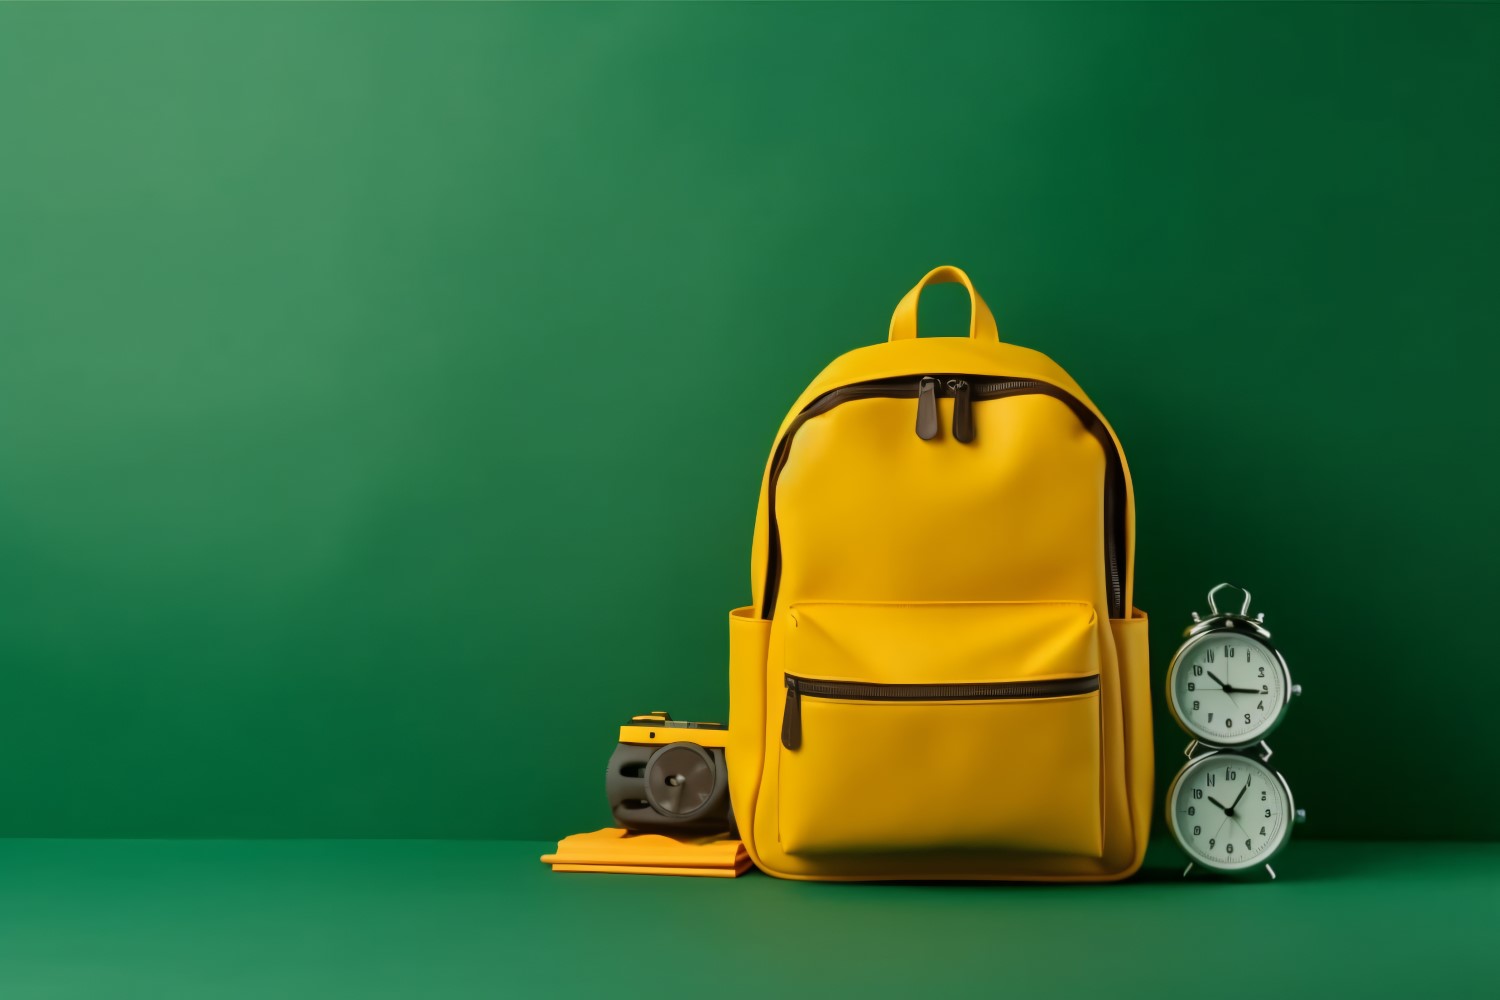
[1165,745,1305,878]
[1165,583,1301,750]
[1164,584,1307,878]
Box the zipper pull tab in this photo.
[915,376,941,440]
[781,676,802,750]
[947,379,974,443]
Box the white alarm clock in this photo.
[1165,583,1301,750]
[1166,747,1305,878]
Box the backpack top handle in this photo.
[887,265,1001,343]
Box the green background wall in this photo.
[1,3,1496,841]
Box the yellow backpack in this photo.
[727,266,1152,881]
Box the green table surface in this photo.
[1,839,1492,998]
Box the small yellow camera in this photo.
[605,712,732,835]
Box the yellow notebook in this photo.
[548,860,752,878]
[541,828,750,877]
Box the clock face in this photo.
[1168,754,1291,872]
[1168,630,1286,746]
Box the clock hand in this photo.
[1222,779,1257,843]
[1204,669,1258,701]
[1212,815,1231,845]
[1208,795,1231,813]
[1230,782,1249,811]
[1228,815,1254,844]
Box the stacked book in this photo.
[540,828,751,877]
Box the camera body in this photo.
[605,712,733,836]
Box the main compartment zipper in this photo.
[916,377,976,442]
[760,374,1127,619]
[781,673,1103,750]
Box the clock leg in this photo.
[1265,863,1277,880]
[1182,861,1195,878]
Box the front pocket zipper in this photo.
[781,673,1102,751]
[760,374,1127,619]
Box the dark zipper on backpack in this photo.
[781,672,1103,750]
[759,374,1127,620]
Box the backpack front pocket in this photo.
[776,601,1104,858]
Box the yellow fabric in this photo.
[540,828,749,877]
[728,266,1151,882]
[548,862,750,878]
